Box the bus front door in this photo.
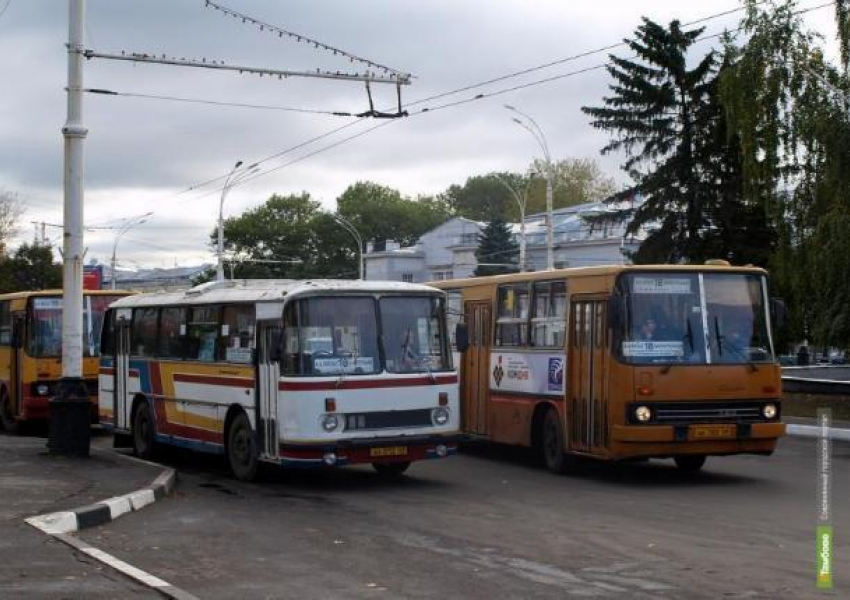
[114,316,131,431]
[568,300,608,454]
[464,301,491,436]
[256,322,282,460]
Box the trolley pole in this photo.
[50,0,91,457]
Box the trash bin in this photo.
[796,346,810,366]
[47,378,91,457]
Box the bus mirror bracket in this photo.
[770,297,787,330]
[455,323,469,353]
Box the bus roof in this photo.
[107,279,445,309]
[429,263,768,288]
[0,289,135,301]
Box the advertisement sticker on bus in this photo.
[490,352,565,396]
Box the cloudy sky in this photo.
[0,0,839,270]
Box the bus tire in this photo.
[132,401,157,460]
[0,388,20,434]
[674,455,706,472]
[227,411,259,482]
[542,408,569,474]
[372,461,411,477]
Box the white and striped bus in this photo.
[99,279,459,480]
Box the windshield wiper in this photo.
[713,316,758,372]
[660,318,694,375]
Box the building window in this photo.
[432,270,453,281]
[402,273,414,283]
[460,233,478,246]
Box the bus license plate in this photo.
[690,425,736,440]
[370,446,407,458]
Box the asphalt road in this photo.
[73,435,849,600]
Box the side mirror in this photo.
[770,297,787,330]
[455,322,469,353]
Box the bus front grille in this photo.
[343,409,433,431]
[628,401,778,424]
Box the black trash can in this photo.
[47,378,91,457]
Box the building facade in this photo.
[364,200,643,283]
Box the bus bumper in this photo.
[609,422,785,457]
[277,433,460,468]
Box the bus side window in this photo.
[445,290,463,350]
[496,284,529,346]
[131,308,158,358]
[0,301,10,346]
[531,281,567,347]
[282,301,301,375]
[157,307,186,359]
[219,305,255,364]
[187,306,220,363]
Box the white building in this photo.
[364,200,643,283]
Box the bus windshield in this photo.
[28,295,125,358]
[616,272,774,365]
[380,296,448,373]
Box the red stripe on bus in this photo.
[172,373,255,388]
[279,375,458,392]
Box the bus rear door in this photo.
[256,321,282,460]
[568,299,609,454]
[463,300,491,436]
[114,311,132,431]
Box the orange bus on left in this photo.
[0,290,131,432]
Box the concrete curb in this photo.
[786,424,850,442]
[25,466,176,535]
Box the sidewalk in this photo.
[0,432,162,599]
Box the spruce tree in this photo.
[474,218,519,276]
[582,18,773,264]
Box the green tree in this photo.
[583,18,773,264]
[442,173,524,221]
[337,181,451,247]
[720,0,850,347]
[0,243,62,292]
[525,158,618,214]
[205,192,357,281]
[474,218,519,276]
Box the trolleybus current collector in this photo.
[99,279,460,480]
[433,264,786,473]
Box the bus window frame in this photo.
[495,283,530,347]
[529,279,568,349]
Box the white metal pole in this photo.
[62,0,87,381]
[217,161,242,282]
[545,171,554,270]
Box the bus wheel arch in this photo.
[224,406,259,482]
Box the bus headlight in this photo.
[36,383,50,396]
[762,403,778,420]
[432,407,450,426]
[635,405,652,423]
[320,414,341,432]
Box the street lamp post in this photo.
[217,161,259,281]
[496,175,531,272]
[110,213,152,289]
[505,105,555,270]
[332,214,364,280]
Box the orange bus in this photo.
[433,264,786,472]
[0,290,131,432]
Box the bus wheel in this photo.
[0,389,20,434]
[674,455,707,472]
[372,461,411,477]
[227,412,259,482]
[132,402,157,460]
[542,408,568,474]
